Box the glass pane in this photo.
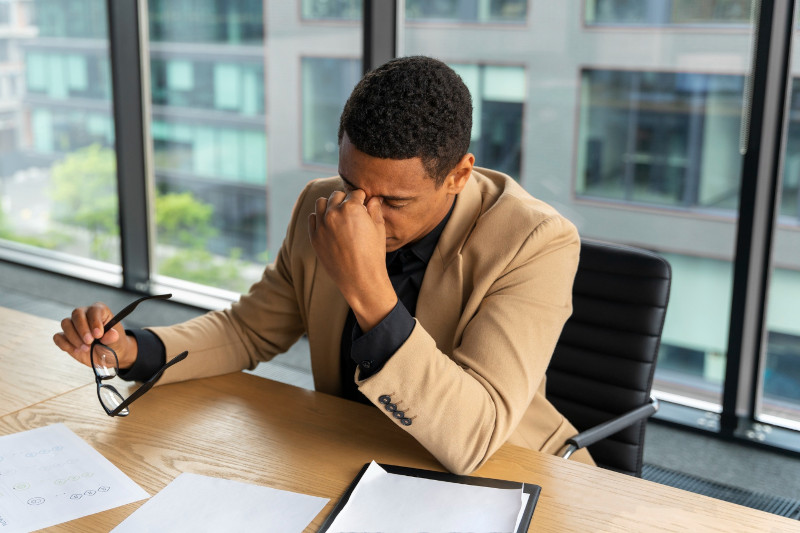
[0,0,120,266]
[148,0,266,293]
[585,0,752,26]
[300,0,527,23]
[577,69,743,210]
[406,0,527,23]
[758,2,800,428]
[301,0,360,20]
[403,1,756,409]
[147,1,361,293]
[302,57,361,166]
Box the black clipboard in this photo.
[319,463,541,533]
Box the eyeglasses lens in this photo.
[98,385,129,416]
[92,344,118,379]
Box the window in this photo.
[300,0,527,23]
[452,63,525,179]
[0,0,119,266]
[758,25,800,429]
[0,3,11,25]
[576,69,743,210]
[26,51,110,101]
[148,0,264,44]
[147,0,267,293]
[151,58,264,115]
[780,81,800,222]
[302,57,361,166]
[33,0,108,39]
[403,1,757,412]
[301,0,360,21]
[585,0,752,26]
[406,0,527,23]
[147,0,361,293]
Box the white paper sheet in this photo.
[325,462,524,533]
[0,423,149,533]
[111,473,329,533]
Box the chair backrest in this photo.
[546,239,671,476]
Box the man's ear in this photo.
[445,153,475,194]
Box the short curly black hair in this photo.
[338,56,473,186]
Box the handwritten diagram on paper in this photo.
[0,424,149,532]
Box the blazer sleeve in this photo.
[357,213,580,475]
[146,184,315,385]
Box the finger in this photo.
[366,196,385,224]
[345,189,367,205]
[315,196,328,218]
[57,320,85,354]
[71,307,93,345]
[328,190,347,204]
[308,212,317,234]
[53,333,91,366]
[101,329,120,345]
[86,304,112,340]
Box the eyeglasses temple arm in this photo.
[103,293,172,333]
[108,350,188,416]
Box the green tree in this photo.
[155,191,216,247]
[49,144,252,290]
[50,144,118,259]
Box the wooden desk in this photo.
[1,371,798,532]
[0,307,92,417]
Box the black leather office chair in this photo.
[546,239,671,477]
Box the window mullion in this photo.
[106,0,151,292]
[363,0,398,74]
[722,0,795,436]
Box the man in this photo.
[54,56,593,474]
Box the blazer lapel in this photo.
[416,175,482,355]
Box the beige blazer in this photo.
[150,167,592,474]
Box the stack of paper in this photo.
[323,462,531,533]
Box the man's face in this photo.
[337,134,470,252]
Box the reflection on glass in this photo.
[585,0,752,26]
[576,69,744,210]
[0,0,119,265]
[148,0,267,293]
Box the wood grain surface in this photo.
[0,307,92,418]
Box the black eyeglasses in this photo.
[91,293,188,417]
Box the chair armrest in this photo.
[559,396,659,459]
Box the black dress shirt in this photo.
[121,200,455,400]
